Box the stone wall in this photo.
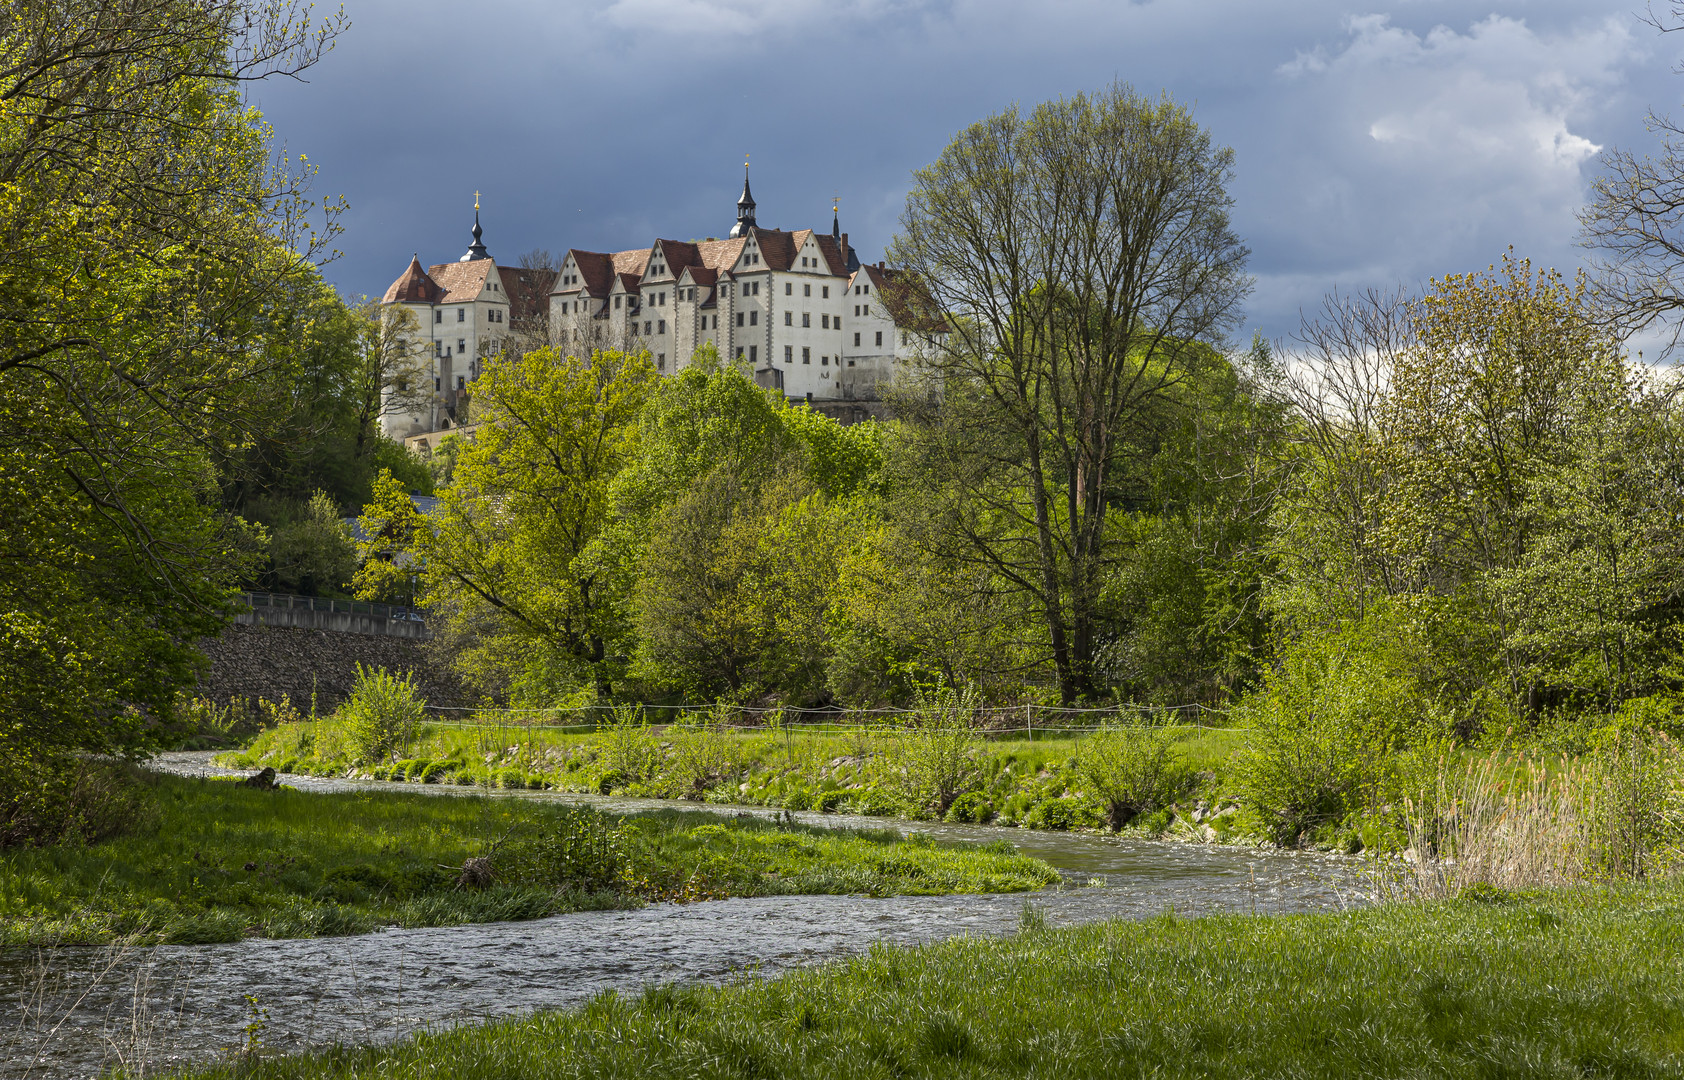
[196,624,466,711]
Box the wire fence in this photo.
[414,700,1242,739]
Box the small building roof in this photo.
[383,256,446,305]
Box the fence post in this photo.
[1026,703,1033,742]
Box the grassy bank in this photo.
[166,880,1684,1079]
[221,718,1248,837]
[0,772,1058,947]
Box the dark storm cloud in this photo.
[251,0,1677,343]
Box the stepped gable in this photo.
[428,259,497,303]
[382,256,445,304]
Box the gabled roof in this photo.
[383,256,446,305]
[813,234,849,277]
[650,239,701,278]
[858,264,947,334]
[428,260,500,305]
[557,248,651,298]
[496,266,552,325]
[677,265,718,287]
[695,236,747,273]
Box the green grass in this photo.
[221,719,1250,835]
[0,773,1058,947]
[163,880,1684,1079]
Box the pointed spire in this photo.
[729,156,757,239]
[832,195,840,240]
[461,190,490,261]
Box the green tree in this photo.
[0,0,344,821]
[356,347,656,699]
[888,83,1251,702]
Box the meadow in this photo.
[0,771,1058,947]
[163,879,1684,1080]
[220,715,1249,837]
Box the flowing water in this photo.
[2,752,1368,1079]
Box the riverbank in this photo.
[162,879,1684,1079]
[221,719,1250,839]
[0,772,1058,947]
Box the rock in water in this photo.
[239,767,278,790]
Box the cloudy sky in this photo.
[253,0,1684,344]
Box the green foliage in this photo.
[258,490,358,597]
[1237,610,1434,844]
[1075,724,1189,829]
[592,706,662,787]
[885,684,984,816]
[500,807,633,892]
[337,667,426,765]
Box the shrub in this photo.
[501,807,631,892]
[885,683,983,817]
[1074,723,1187,830]
[593,705,662,786]
[1236,614,1428,844]
[337,666,426,765]
[0,757,159,848]
[944,791,994,824]
[663,705,747,798]
[418,759,456,784]
[1023,797,1087,831]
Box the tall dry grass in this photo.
[1387,733,1684,900]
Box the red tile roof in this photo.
[496,265,552,326]
[859,264,947,334]
[814,234,849,277]
[383,256,445,304]
[428,260,497,304]
[557,248,652,298]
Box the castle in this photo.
[379,173,943,440]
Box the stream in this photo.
[2,751,1369,1079]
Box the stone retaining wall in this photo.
[197,624,465,710]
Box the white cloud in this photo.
[1249,11,1641,328]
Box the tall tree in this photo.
[888,83,1251,702]
[0,0,344,801]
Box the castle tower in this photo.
[728,161,756,239]
[461,191,490,261]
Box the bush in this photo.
[0,757,159,848]
[1023,797,1094,831]
[337,666,426,765]
[885,683,983,817]
[1236,614,1428,845]
[501,807,631,892]
[1074,724,1187,830]
[944,791,994,823]
[593,706,662,786]
[663,705,747,799]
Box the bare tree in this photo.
[1579,5,1684,351]
[888,83,1251,703]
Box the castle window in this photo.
[854,332,860,346]
[848,359,856,367]
[821,355,829,366]
[822,314,830,329]
[863,305,870,316]
[822,286,830,298]
[802,313,810,328]
[749,311,757,326]
[736,346,744,358]
[645,321,652,334]
[614,296,621,309]
[434,310,442,324]
[457,375,466,388]
[434,377,441,391]
[863,284,870,294]
[784,311,792,326]
[875,331,883,346]
[803,284,811,297]
[658,320,666,334]
[457,308,465,322]
[737,312,745,327]
[785,282,792,295]
[658,353,666,370]
[802,347,811,364]
[784,345,793,363]
[901,332,909,346]
[750,345,757,362]
[457,339,465,354]
[854,305,859,316]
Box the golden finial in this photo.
[474,190,481,210]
